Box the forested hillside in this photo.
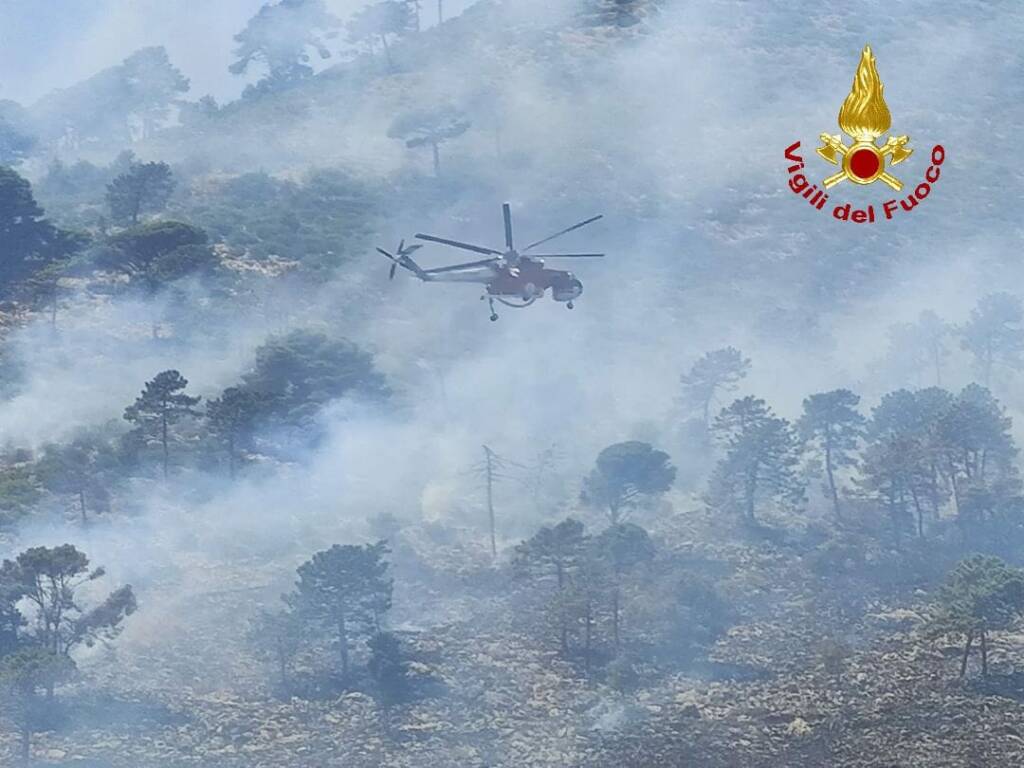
[1,1,1024,766]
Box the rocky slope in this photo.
[6,503,1024,767]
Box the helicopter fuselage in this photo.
[423,255,582,303]
[486,257,582,303]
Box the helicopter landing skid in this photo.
[481,295,499,321]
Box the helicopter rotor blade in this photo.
[389,263,397,280]
[414,233,502,255]
[425,257,501,274]
[503,203,514,251]
[528,257,606,264]
[377,247,397,261]
[523,215,604,252]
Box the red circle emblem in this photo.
[848,148,880,180]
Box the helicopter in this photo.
[378,203,604,321]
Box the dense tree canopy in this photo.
[515,517,587,588]
[179,169,381,273]
[31,46,188,145]
[99,220,213,296]
[0,167,79,296]
[859,385,1021,541]
[230,0,340,90]
[241,330,390,426]
[516,517,660,663]
[580,441,675,524]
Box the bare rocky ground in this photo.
[4,499,1024,767]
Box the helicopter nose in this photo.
[553,278,583,303]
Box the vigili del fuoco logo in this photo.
[784,45,945,223]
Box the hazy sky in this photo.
[0,0,479,106]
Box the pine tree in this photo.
[98,221,213,338]
[594,523,654,651]
[708,397,805,524]
[230,0,339,89]
[387,106,471,176]
[0,167,76,296]
[679,347,751,429]
[868,387,954,532]
[206,387,266,478]
[368,631,410,706]
[124,370,201,478]
[247,608,303,692]
[798,389,865,521]
[959,293,1024,388]
[883,310,950,387]
[105,161,175,224]
[579,0,662,30]
[0,648,75,764]
[937,384,1020,524]
[242,330,389,428]
[515,518,587,656]
[928,555,1024,677]
[858,433,927,543]
[347,1,413,71]
[36,434,116,523]
[289,542,392,678]
[0,544,136,658]
[580,442,675,524]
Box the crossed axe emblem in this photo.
[816,134,913,191]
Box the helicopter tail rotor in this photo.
[378,241,426,280]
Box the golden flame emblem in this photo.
[838,46,891,141]
[816,45,912,190]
